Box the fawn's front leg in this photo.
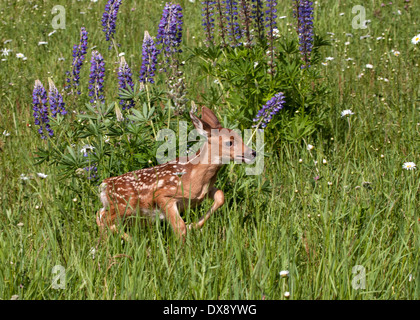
[189,187,225,230]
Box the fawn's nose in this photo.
[251,150,257,158]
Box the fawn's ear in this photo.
[190,103,210,137]
[201,106,222,129]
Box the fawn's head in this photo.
[189,105,256,165]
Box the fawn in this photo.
[96,104,256,241]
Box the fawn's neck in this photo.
[187,141,223,180]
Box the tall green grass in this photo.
[0,0,418,299]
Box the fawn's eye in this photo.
[226,140,233,147]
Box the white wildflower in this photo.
[89,247,96,259]
[402,162,416,170]
[411,34,420,45]
[341,109,354,117]
[80,144,95,155]
[20,174,30,181]
[279,270,289,278]
[1,48,12,56]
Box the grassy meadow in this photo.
[0,0,419,300]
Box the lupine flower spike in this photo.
[102,0,122,44]
[48,78,67,117]
[224,0,242,46]
[118,56,135,110]
[202,1,216,46]
[65,27,88,94]
[33,80,53,139]
[140,31,158,84]
[293,0,314,69]
[251,0,265,40]
[239,0,252,45]
[156,2,183,68]
[265,0,278,75]
[215,0,227,46]
[88,50,106,105]
[156,3,187,114]
[253,92,285,128]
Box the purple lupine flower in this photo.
[239,0,252,45]
[33,80,53,139]
[156,3,183,67]
[265,0,277,74]
[293,0,314,69]
[253,92,285,128]
[251,0,265,40]
[118,56,135,110]
[140,31,159,84]
[65,27,88,94]
[202,1,216,46]
[265,0,277,32]
[83,165,98,180]
[224,0,242,46]
[88,50,105,105]
[101,0,122,42]
[215,0,228,46]
[48,78,67,117]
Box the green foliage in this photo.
[189,36,330,144]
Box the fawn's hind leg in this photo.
[96,207,119,234]
[96,185,133,242]
[96,207,131,242]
